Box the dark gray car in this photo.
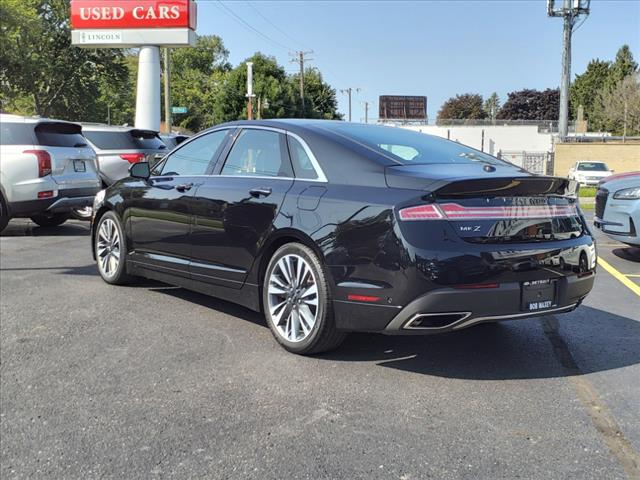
[82,124,167,186]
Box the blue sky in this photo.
[196,0,640,122]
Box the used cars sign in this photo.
[70,0,197,47]
[71,0,196,29]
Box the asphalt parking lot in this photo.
[1,214,639,479]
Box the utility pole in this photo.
[246,62,255,120]
[362,101,373,123]
[548,0,590,139]
[340,87,361,122]
[163,48,171,133]
[291,50,313,117]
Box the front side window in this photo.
[161,130,228,176]
[221,129,292,178]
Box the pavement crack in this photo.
[542,316,640,479]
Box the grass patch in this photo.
[579,203,595,211]
[578,186,597,198]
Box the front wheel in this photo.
[263,243,346,355]
[95,211,132,285]
[30,213,70,227]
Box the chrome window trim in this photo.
[286,131,328,183]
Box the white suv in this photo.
[0,114,101,232]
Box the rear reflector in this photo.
[399,203,578,221]
[454,282,499,289]
[24,150,52,177]
[38,191,54,199]
[347,294,381,303]
[120,153,145,164]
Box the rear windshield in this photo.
[1,122,35,145]
[577,162,608,171]
[34,122,87,148]
[84,129,167,151]
[320,123,508,166]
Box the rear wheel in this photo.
[0,195,9,233]
[95,211,131,285]
[263,243,346,355]
[30,213,70,228]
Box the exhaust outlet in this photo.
[404,312,472,330]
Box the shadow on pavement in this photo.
[1,221,90,237]
[322,306,640,380]
[0,264,98,276]
[612,247,640,262]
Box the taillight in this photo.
[120,153,145,164]
[398,203,578,221]
[24,150,52,177]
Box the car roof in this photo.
[0,113,81,127]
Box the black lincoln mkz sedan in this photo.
[92,120,596,354]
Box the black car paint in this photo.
[92,120,596,334]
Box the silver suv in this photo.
[0,114,101,232]
[81,124,168,186]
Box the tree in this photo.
[169,35,231,131]
[570,59,610,127]
[289,68,341,120]
[605,45,638,93]
[437,93,486,122]
[599,73,640,137]
[0,0,131,121]
[498,88,559,120]
[483,92,500,122]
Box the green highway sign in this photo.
[172,106,188,114]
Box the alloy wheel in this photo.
[97,218,121,278]
[267,254,319,342]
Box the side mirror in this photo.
[130,161,150,180]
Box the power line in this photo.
[214,1,292,52]
[245,1,309,51]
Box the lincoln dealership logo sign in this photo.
[70,0,197,48]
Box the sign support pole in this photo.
[164,48,172,133]
[135,46,161,131]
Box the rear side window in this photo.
[84,130,166,150]
[1,123,35,145]
[34,122,87,148]
[221,129,292,178]
[287,136,319,180]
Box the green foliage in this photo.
[570,59,610,127]
[599,73,640,136]
[483,92,500,121]
[498,89,559,120]
[0,0,132,123]
[437,93,487,121]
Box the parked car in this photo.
[91,120,596,354]
[0,114,101,232]
[160,133,190,150]
[81,124,168,186]
[568,161,613,186]
[594,171,640,247]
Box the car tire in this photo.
[30,213,70,228]
[94,211,132,285]
[0,195,9,233]
[263,243,346,355]
[71,206,93,221]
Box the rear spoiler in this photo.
[433,176,578,198]
[130,129,159,139]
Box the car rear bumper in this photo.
[8,187,100,217]
[381,272,594,334]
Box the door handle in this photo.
[249,187,272,198]
[176,183,194,192]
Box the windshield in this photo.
[84,130,166,151]
[577,162,608,171]
[319,123,507,166]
